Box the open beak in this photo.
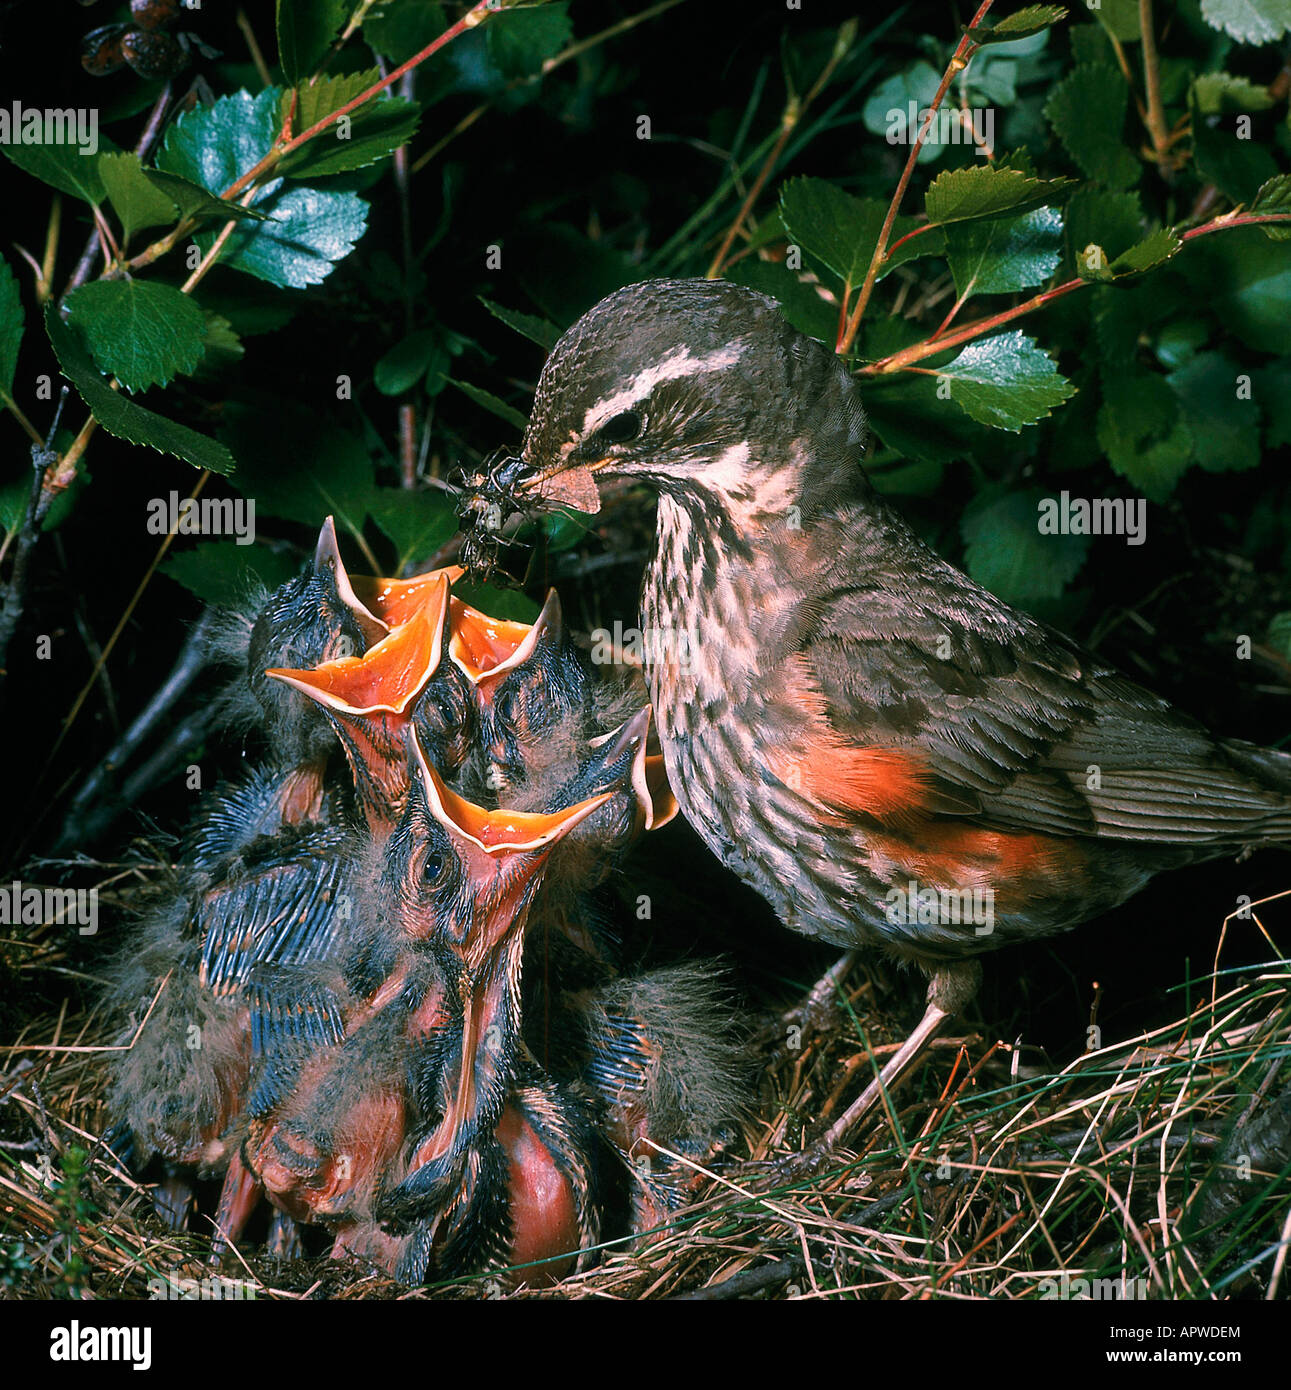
[313,517,389,648]
[351,563,466,629]
[587,705,679,831]
[447,587,563,690]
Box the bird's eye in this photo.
[598,410,643,446]
[422,849,446,884]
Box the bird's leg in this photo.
[152,1170,195,1230]
[772,961,982,1179]
[781,950,858,1035]
[210,1151,261,1259]
[266,1208,302,1261]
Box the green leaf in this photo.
[217,399,375,529]
[861,62,944,166]
[45,305,234,474]
[98,153,178,240]
[450,379,528,432]
[1044,64,1139,189]
[479,297,560,350]
[486,1,573,78]
[368,489,458,571]
[924,165,1076,225]
[276,0,349,83]
[139,168,268,224]
[162,542,300,606]
[1097,369,1193,500]
[1076,226,1182,281]
[1186,228,1291,354]
[863,375,1001,463]
[780,178,933,289]
[1166,351,1262,473]
[936,330,1076,430]
[1191,72,1276,113]
[1,131,120,203]
[1092,0,1142,40]
[0,254,24,399]
[64,280,208,393]
[374,329,446,396]
[965,4,1068,44]
[1064,189,1144,264]
[278,72,421,178]
[193,313,244,379]
[946,206,1063,298]
[961,485,1088,605]
[1189,78,1279,203]
[1250,174,1291,240]
[364,1,447,65]
[1199,0,1291,45]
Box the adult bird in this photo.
[499,276,1291,1157]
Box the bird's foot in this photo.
[746,1140,861,1188]
[779,950,858,1040]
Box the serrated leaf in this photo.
[946,206,1063,298]
[780,178,931,289]
[1251,173,1291,240]
[194,312,244,378]
[1187,228,1291,353]
[450,379,528,432]
[64,280,207,393]
[452,581,540,623]
[1092,0,1142,40]
[479,298,560,350]
[486,2,573,78]
[368,489,458,570]
[99,152,178,240]
[162,542,299,606]
[1065,188,1143,264]
[1044,64,1139,189]
[0,254,23,399]
[726,258,839,344]
[140,169,269,224]
[925,165,1076,225]
[45,305,234,474]
[158,89,280,194]
[1200,0,1291,45]
[364,1,448,65]
[277,0,349,84]
[1077,226,1182,281]
[279,72,421,178]
[217,398,375,529]
[863,374,1000,463]
[936,330,1076,430]
[961,485,1088,605]
[1191,72,1276,113]
[965,4,1068,44]
[1,133,119,203]
[1166,350,1262,473]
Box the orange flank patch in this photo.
[872,823,1082,910]
[496,1103,580,1284]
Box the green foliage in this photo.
[936,330,1077,431]
[65,280,208,392]
[0,254,23,401]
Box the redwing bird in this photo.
[503,276,1291,1154]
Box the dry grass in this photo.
[1,868,1289,1302]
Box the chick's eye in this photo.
[422,849,446,884]
[597,410,642,446]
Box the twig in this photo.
[673,1255,805,1300]
[837,0,995,354]
[1138,0,1172,172]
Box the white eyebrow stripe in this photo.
[581,344,742,436]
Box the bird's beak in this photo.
[351,563,466,628]
[409,724,611,855]
[510,447,605,515]
[313,516,389,648]
[446,587,560,687]
[265,580,451,826]
[587,705,679,831]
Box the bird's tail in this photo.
[1222,738,1291,800]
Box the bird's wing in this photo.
[197,827,354,997]
[795,556,1291,844]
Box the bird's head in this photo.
[511,277,868,523]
